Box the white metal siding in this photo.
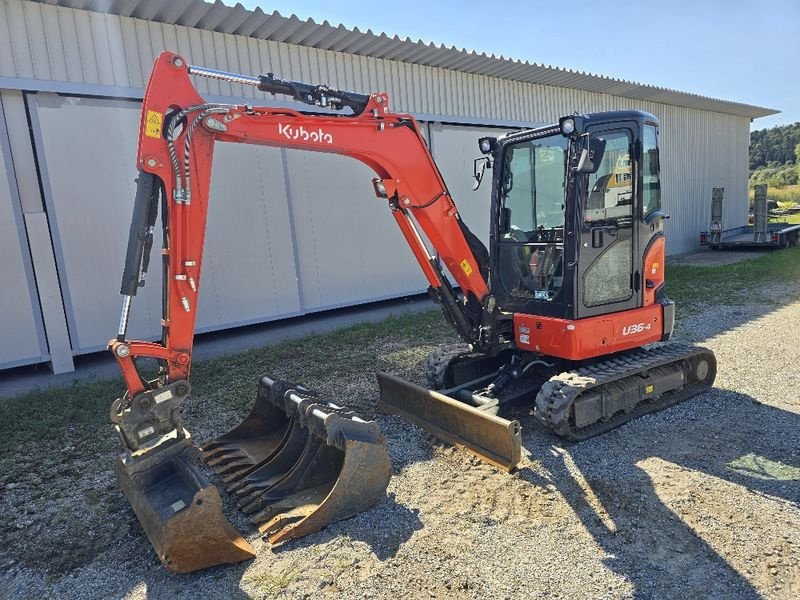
[32,95,305,352]
[0,95,48,368]
[282,149,426,311]
[30,93,430,353]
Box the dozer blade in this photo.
[115,437,256,573]
[201,376,391,545]
[377,371,521,472]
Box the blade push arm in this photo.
[110,51,490,396]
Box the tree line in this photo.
[749,122,800,188]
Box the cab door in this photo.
[576,124,640,318]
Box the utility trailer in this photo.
[700,185,800,250]
[700,222,800,249]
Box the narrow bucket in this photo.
[115,437,256,573]
[377,371,522,472]
[202,377,391,545]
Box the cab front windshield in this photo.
[500,134,568,242]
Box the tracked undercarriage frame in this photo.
[380,341,716,471]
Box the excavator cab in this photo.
[488,112,673,335]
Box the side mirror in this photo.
[576,136,606,174]
[473,157,491,191]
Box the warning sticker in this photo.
[154,389,173,404]
[145,110,163,138]
[460,259,473,276]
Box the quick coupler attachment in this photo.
[111,381,256,573]
[377,371,522,472]
[201,376,392,545]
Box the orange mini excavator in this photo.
[109,52,715,572]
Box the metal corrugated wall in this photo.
[0,0,752,254]
[0,0,753,371]
[29,94,427,354]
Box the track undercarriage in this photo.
[380,341,716,471]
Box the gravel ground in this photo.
[2,282,799,599]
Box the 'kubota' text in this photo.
[279,123,334,144]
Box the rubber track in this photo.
[424,343,472,389]
[534,343,717,441]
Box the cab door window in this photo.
[642,124,661,217]
[582,130,634,308]
[584,131,633,227]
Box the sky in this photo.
[226,0,799,131]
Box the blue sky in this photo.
[228,0,798,131]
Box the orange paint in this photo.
[643,236,666,306]
[514,304,663,361]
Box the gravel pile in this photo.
[2,283,799,599]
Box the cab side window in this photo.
[642,124,661,217]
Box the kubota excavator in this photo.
[110,51,716,572]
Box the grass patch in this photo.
[668,246,800,307]
[774,212,800,224]
[0,309,452,457]
[750,183,800,205]
[727,453,800,481]
[244,566,299,597]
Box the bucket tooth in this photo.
[115,438,255,573]
[377,371,522,472]
[204,450,245,467]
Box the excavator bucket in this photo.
[114,437,256,573]
[377,371,522,472]
[201,376,392,545]
[112,380,257,573]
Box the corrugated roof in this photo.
[30,0,778,119]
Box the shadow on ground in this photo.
[509,387,799,599]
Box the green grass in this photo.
[243,566,299,596]
[668,246,800,306]
[777,212,800,224]
[750,183,800,205]
[0,310,452,457]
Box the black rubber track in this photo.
[534,343,717,441]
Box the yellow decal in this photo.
[645,384,654,394]
[145,110,163,138]
[460,259,473,276]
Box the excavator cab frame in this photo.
[485,113,675,356]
